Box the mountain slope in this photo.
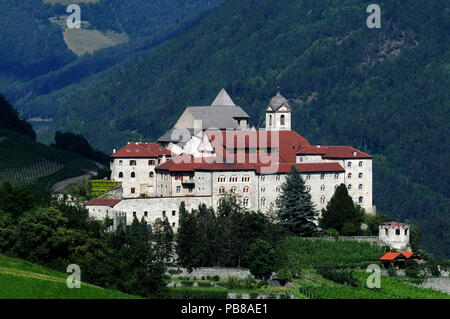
[40,0,449,257]
[2,0,224,121]
[0,95,97,194]
[0,253,139,298]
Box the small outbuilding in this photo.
[379,251,419,269]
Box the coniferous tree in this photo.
[276,166,318,236]
[153,216,174,264]
[176,201,199,271]
[319,184,365,235]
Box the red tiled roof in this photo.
[265,162,345,174]
[379,252,415,261]
[206,130,311,164]
[110,142,171,158]
[399,252,415,259]
[379,252,402,261]
[86,198,121,207]
[380,221,408,229]
[297,145,372,159]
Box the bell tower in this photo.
[265,91,291,130]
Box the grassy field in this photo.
[0,253,140,299]
[0,128,97,193]
[43,0,99,4]
[63,29,128,56]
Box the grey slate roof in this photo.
[211,88,236,106]
[157,128,202,144]
[268,91,290,111]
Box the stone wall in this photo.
[301,236,379,243]
[167,266,252,279]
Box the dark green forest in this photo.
[35,0,448,258]
[1,0,223,118]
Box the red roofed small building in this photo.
[86,198,122,220]
[379,251,418,269]
[103,90,375,227]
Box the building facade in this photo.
[88,89,375,227]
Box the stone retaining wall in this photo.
[167,266,252,279]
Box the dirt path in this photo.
[50,171,97,193]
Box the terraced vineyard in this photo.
[296,271,450,299]
[90,179,119,197]
[0,128,97,193]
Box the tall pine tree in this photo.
[153,216,174,264]
[276,165,318,236]
[319,184,365,235]
[176,201,199,271]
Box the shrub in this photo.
[245,239,276,280]
[212,275,220,281]
[277,268,293,285]
[387,267,397,277]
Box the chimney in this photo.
[353,151,357,157]
[113,149,116,154]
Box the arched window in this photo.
[276,175,280,181]
[306,174,311,180]
[218,175,226,182]
[219,186,225,194]
[230,186,237,193]
[359,196,363,203]
[243,186,250,194]
[260,176,265,181]
[149,172,154,178]
[242,175,250,182]
[348,173,352,179]
[276,187,281,193]
[131,172,135,178]
[261,187,265,193]
[347,162,352,168]
[243,197,249,207]
[119,172,123,178]
[269,115,272,126]
[321,185,325,191]
[359,161,363,167]
[230,175,238,182]
[334,174,339,180]
[320,174,325,180]
[348,184,352,190]
[359,184,363,190]
[261,198,266,207]
[280,115,285,126]
[320,196,325,204]
[359,173,363,178]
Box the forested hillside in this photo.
[2,0,223,120]
[37,0,449,257]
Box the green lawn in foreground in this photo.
[0,254,140,299]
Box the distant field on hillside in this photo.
[0,128,97,193]
[0,254,139,299]
[63,29,129,56]
[43,0,99,4]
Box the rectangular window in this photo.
[133,212,136,217]
[396,229,400,235]
[130,160,136,166]
[176,186,181,193]
[385,229,388,236]
[131,187,135,194]
[144,211,148,217]
[162,211,166,217]
[172,210,176,216]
